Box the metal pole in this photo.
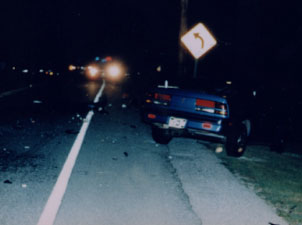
[193,59,198,78]
[178,0,188,77]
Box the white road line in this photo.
[94,80,106,103]
[37,81,106,225]
[0,87,29,99]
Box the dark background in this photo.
[0,0,302,82]
[0,0,302,148]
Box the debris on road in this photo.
[268,222,280,225]
[289,205,297,214]
[33,100,43,104]
[215,145,223,153]
[122,93,129,99]
[98,107,109,115]
[121,104,127,109]
[110,138,117,144]
[24,146,30,149]
[123,152,128,157]
[88,104,95,109]
[112,157,118,161]
[13,120,23,129]
[22,184,27,188]
[76,113,83,120]
[65,129,79,135]
[4,180,12,184]
[130,125,137,129]
[0,148,10,157]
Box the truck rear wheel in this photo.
[151,126,172,144]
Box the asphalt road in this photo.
[0,77,288,225]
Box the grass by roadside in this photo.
[216,144,302,225]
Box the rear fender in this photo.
[242,120,251,136]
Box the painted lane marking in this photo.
[37,81,106,225]
[37,111,94,225]
[0,87,29,99]
[94,80,106,103]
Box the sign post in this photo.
[181,23,217,78]
[193,59,198,78]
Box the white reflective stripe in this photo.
[94,80,106,103]
[37,111,94,225]
[37,81,106,225]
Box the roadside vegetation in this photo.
[216,144,302,225]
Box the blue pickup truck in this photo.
[142,79,253,157]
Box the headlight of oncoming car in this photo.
[105,63,125,81]
[85,64,101,80]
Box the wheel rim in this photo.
[237,132,247,153]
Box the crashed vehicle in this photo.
[142,78,254,157]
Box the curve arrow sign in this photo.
[194,33,204,49]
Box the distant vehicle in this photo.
[142,78,254,157]
[84,61,126,83]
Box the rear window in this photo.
[172,78,230,95]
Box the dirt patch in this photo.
[216,144,302,225]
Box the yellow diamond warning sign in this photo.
[181,23,217,59]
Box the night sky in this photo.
[1,0,302,81]
[0,1,180,67]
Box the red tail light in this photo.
[147,113,156,119]
[154,93,171,102]
[153,93,171,106]
[196,99,215,108]
[195,99,228,116]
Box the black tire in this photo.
[226,124,247,157]
[151,126,172,144]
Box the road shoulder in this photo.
[168,139,288,225]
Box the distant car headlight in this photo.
[88,66,98,77]
[105,63,125,82]
[85,64,101,80]
[68,65,76,71]
[107,65,121,78]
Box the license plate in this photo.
[168,117,187,129]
